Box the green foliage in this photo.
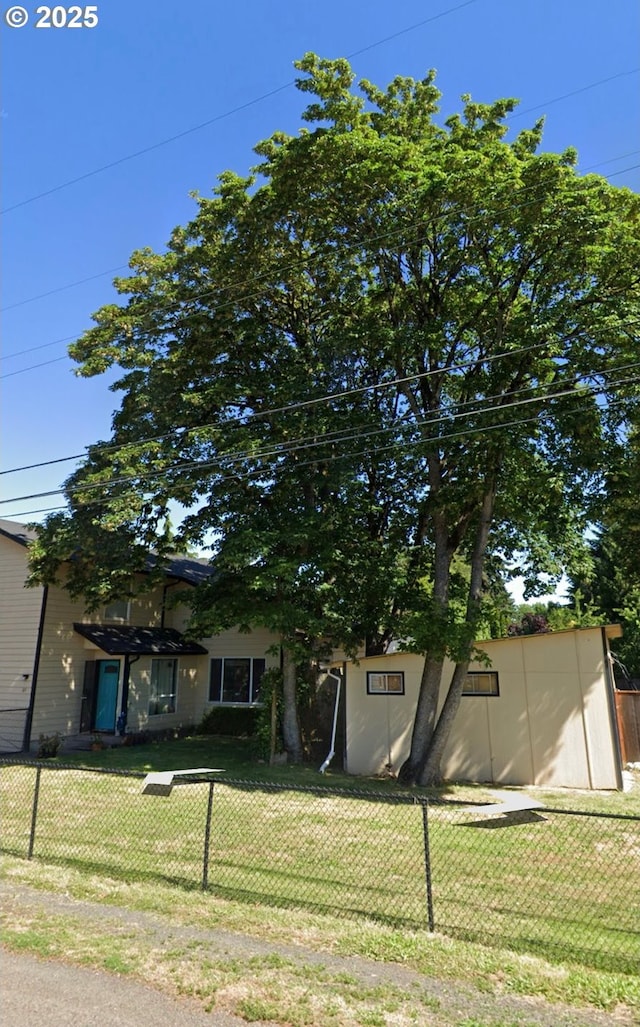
[198,706,259,738]
[37,733,64,758]
[30,54,640,781]
[253,667,283,761]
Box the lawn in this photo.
[2,736,639,1024]
[1,736,639,979]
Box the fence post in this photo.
[28,765,42,859]
[420,800,435,931]
[202,780,215,891]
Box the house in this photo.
[0,518,626,789]
[341,627,624,790]
[0,520,279,753]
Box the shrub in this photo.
[198,706,259,737]
[37,732,63,758]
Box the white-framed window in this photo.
[462,671,499,696]
[148,658,178,715]
[209,658,266,704]
[103,598,131,623]
[366,671,405,695]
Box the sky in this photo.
[1,0,639,598]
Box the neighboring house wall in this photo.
[0,533,44,750]
[345,628,621,790]
[0,525,281,750]
[30,576,171,742]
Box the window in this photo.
[462,671,499,696]
[366,671,405,695]
[148,658,178,715]
[209,658,265,704]
[103,598,130,623]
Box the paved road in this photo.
[1,949,266,1027]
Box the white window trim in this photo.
[103,598,131,623]
[366,671,405,695]
[462,671,499,696]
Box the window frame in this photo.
[103,598,131,623]
[366,671,405,695]
[208,657,266,706]
[462,671,499,697]
[148,657,178,716]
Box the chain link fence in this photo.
[1,760,638,974]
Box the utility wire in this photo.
[0,1,479,216]
[3,336,639,477]
[2,366,638,507]
[3,389,634,521]
[3,152,639,375]
[0,266,129,314]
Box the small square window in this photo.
[103,598,130,623]
[367,671,405,695]
[462,671,499,696]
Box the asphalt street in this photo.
[1,949,266,1027]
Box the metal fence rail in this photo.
[1,761,638,974]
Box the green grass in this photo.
[2,737,639,980]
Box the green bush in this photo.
[198,706,259,737]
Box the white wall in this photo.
[345,629,620,790]
[0,536,44,750]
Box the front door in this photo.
[94,660,120,732]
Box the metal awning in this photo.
[73,622,208,656]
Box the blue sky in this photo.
[2,0,639,573]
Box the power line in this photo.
[2,334,83,362]
[2,364,638,507]
[0,266,129,314]
[0,1,479,216]
[3,336,639,478]
[507,68,640,121]
[1,356,72,379]
[3,388,634,522]
[3,151,639,377]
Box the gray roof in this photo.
[0,518,215,585]
[0,519,39,547]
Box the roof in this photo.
[73,623,208,656]
[0,519,38,547]
[149,554,216,586]
[0,518,215,586]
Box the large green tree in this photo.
[31,55,640,780]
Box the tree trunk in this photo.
[397,656,444,783]
[419,481,498,786]
[419,660,470,785]
[398,504,452,785]
[281,647,304,763]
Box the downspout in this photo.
[22,585,48,752]
[117,654,140,735]
[319,667,342,774]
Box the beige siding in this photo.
[0,536,44,750]
[31,576,280,741]
[345,628,620,790]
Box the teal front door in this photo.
[94,660,120,731]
